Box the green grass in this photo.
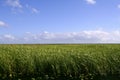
[0,44,120,80]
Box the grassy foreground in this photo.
[0,44,120,80]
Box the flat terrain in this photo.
[0,44,120,80]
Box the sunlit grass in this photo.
[0,44,120,80]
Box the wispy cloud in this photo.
[0,21,8,27]
[31,8,39,13]
[26,4,39,14]
[5,0,39,14]
[6,0,22,8]
[5,0,22,13]
[85,0,96,5]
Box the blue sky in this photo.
[0,0,120,43]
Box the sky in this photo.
[1,0,120,43]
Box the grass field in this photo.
[0,44,120,80]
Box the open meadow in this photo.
[0,44,120,80]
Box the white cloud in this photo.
[1,30,120,44]
[3,34,16,40]
[118,4,120,9]
[0,21,7,27]
[6,0,22,8]
[85,0,96,5]
[0,34,16,43]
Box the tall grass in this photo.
[0,44,120,80]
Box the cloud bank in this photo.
[1,30,120,44]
